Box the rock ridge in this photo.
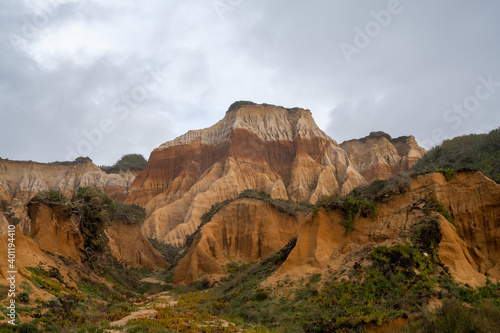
[127,102,424,246]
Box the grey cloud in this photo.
[0,0,499,164]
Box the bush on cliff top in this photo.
[412,126,500,183]
[100,153,148,174]
[314,192,377,235]
[69,187,116,253]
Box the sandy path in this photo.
[106,292,178,332]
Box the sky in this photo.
[1,0,499,166]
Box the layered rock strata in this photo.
[340,131,426,183]
[175,171,500,288]
[129,103,418,246]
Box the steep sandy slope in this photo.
[27,202,84,261]
[24,201,168,269]
[0,224,63,281]
[127,103,385,246]
[107,220,169,269]
[340,132,426,183]
[173,198,302,284]
[0,213,8,234]
[274,171,500,287]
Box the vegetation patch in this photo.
[238,189,312,216]
[70,187,116,254]
[185,199,232,247]
[100,153,148,174]
[148,238,183,265]
[422,196,455,227]
[435,168,456,181]
[228,100,256,111]
[413,126,500,184]
[185,189,309,247]
[0,200,21,225]
[315,191,377,235]
[174,241,437,332]
[407,299,500,333]
[114,201,146,225]
[411,219,442,253]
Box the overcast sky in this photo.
[1,0,499,165]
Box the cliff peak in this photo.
[159,102,325,150]
[128,102,424,246]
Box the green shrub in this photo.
[436,168,456,181]
[70,187,115,253]
[253,289,269,301]
[228,100,256,111]
[407,300,500,333]
[411,219,442,253]
[194,277,211,290]
[30,189,68,205]
[423,196,455,227]
[75,156,92,164]
[114,202,146,225]
[412,127,500,184]
[238,189,312,216]
[0,199,9,211]
[148,238,183,265]
[316,192,377,235]
[100,154,148,174]
[18,292,30,304]
[352,171,414,202]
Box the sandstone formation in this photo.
[274,171,500,287]
[173,198,303,284]
[0,213,8,234]
[24,201,169,269]
[340,131,426,183]
[28,202,84,261]
[0,158,137,203]
[129,103,420,246]
[0,225,61,281]
[107,220,169,269]
[0,158,137,234]
[174,171,500,287]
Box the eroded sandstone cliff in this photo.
[0,158,136,203]
[0,158,137,234]
[173,198,304,284]
[340,132,426,183]
[17,201,169,270]
[107,220,169,270]
[128,103,419,247]
[174,171,500,287]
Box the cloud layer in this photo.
[1,0,499,165]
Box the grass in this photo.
[406,299,500,333]
[12,261,162,332]
[413,126,500,184]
